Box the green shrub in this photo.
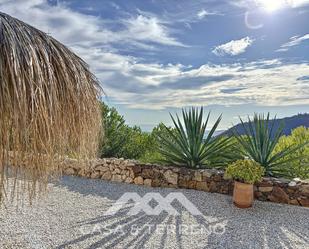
[138,123,171,163]
[225,159,265,184]
[233,113,308,177]
[99,103,152,159]
[156,107,231,168]
[274,126,309,179]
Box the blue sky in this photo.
[1,0,309,131]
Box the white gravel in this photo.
[0,176,308,249]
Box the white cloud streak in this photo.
[197,9,220,19]
[212,37,254,56]
[279,34,309,51]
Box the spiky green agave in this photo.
[233,113,308,177]
[157,107,231,168]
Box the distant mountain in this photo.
[222,113,309,137]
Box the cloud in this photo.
[1,0,308,111]
[278,34,309,51]
[0,0,185,49]
[212,37,254,56]
[197,9,220,19]
[90,55,309,109]
[123,15,186,47]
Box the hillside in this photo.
[222,113,309,137]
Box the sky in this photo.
[1,0,308,131]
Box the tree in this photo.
[100,103,152,159]
[274,126,309,179]
[100,103,128,158]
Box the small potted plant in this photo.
[225,159,265,208]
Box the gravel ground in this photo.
[0,176,308,249]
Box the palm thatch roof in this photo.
[0,12,102,203]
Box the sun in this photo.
[256,0,286,12]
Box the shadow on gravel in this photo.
[54,176,309,249]
[205,204,309,249]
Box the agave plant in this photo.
[233,113,308,177]
[157,107,231,168]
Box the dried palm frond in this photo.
[0,12,102,204]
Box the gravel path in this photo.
[0,176,308,249]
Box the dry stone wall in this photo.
[62,158,309,207]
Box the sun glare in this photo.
[256,0,286,12]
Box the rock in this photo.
[164,170,178,185]
[144,179,152,187]
[101,171,112,181]
[202,170,214,178]
[196,181,209,191]
[119,164,126,170]
[268,187,290,203]
[299,198,309,207]
[114,168,121,174]
[141,168,154,179]
[168,184,178,188]
[178,179,190,188]
[259,186,273,192]
[152,178,163,187]
[134,176,144,185]
[254,191,263,199]
[111,174,123,182]
[258,180,273,187]
[125,177,133,184]
[131,165,142,175]
[64,167,75,175]
[274,178,290,185]
[187,181,196,189]
[77,168,86,177]
[300,185,309,195]
[212,175,222,182]
[95,166,108,172]
[172,167,180,173]
[220,185,230,194]
[209,181,217,192]
[90,172,100,179]
[286,188,295,194]
[194,172,203,182]
[293,177,301,182]
[289,199,300,205]
[288,181,297,187]
[125,162,135,167]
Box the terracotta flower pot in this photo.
[233,181,254,208]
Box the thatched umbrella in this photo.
[0,12,102,203]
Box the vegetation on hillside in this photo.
[100,103,308,179]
